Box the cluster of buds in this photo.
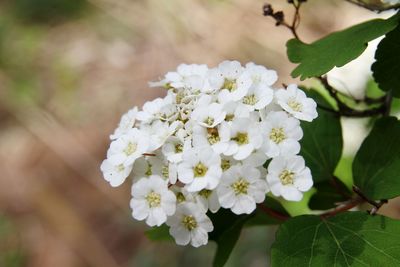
[101,61,318,247]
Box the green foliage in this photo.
[372,23,400,97]
[271,212,400,266]
[287,12,400,80]
[145,224,173,241]
[353,116,400,200]
[299,93,343,183]
[11,0,89,24]
[209,209,251,267]
[245,197,289,226]
[309,178,351,210]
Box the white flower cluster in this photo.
[101,61,317,247]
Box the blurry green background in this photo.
[0,0,399,266]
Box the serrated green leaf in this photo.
[287,12,400,80]
[299,94,343,183]
[145,224,173,241]
[209,209,252,267]
[271,212,400,266]
[353,116,400,200]
[372,23,400,97]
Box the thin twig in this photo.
[320,196,364,218]
[353,186,388,215]
[257,203,289,221]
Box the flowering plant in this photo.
[101,1,400,266]
[101,60,317,246]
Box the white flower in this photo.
[137,95,177,123]
[275,84,317,122]
[143,120,182,151]
[266,155,313,201]
[164,64,209,90]
[100,159,133,187]
[217,165,268,214]
[169,186,195,204]
[110,107,138,140]
[241,150,269,167]
[245,62,278,86]
[167,202,213,247]
[208,61,252,102]
[107,129,149,166]
[222,101,250,122]
[241,83,274,111]
[260,111,303,158]
[130,175,176,226]
[194,189,220,213]
[160,160,178,184]
[162,137,190,163]
[191,103,226,128]
[132,154,163,179]
[192,124,230,154]
[177,146,222,192]
[222,118,263,160]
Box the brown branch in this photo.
[257,203,289,221]
[320,196,364,218]
[317,76,389,118]
[352,186,388,215]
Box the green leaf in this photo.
[209,209,251,267]
[145,224,173,241]
[245,196,289,226]
[287,13,400,80]
[309,178,351,210]
[271,212,400,266]
[372,23,400,97]
[353,116,400,200]
[299,93,343,183]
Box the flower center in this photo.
[232,132,249,145]
[198,189,212,199]
[207,128,220,145]
[279,170,295,185]
[162,165,169,178]
[269,128,286,144]
[288,98,302,112]
[225,114,234,121]
[223,79,237,92]
[182,215,197,231]
[145,162,152,176]
[231,178,250,195]
[221,159,231,171]
[145,191,161,208]
[175,143,183,153]
[243,94,257,105]
[176,192,186,203]
[204,116,215,126]
[124,142,137,156]
[193,162,208,177]
[117,164,125,172]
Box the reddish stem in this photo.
[320,196,364,218]
[257,204,289,221]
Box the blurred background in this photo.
[0,0,399,266]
